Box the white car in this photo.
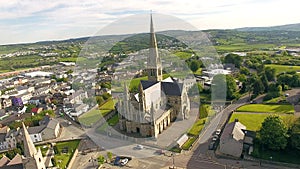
[120,158,128,166]
[135,144,144,150]
[215,129,221,135]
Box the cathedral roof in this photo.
[161,82,183,96]
[140,80,158,90]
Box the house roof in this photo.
[0,155,10,167]
[31,107,38,113]
[221,121,246,142]
[6,154,22,166]
[0,133,6,142]
[46,119,59,130]
[27,125,46,134]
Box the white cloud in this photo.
[0,0,300,44]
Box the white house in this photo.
[219,119,246,158]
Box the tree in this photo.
[265,67,276,81]
[260,72,268,92]
[224,53,242,68]
[259,115,288,151]
[190,60,199,72]
[253,78,264,95]
[226,75,238,100]
[290,118,300,150]
[97,155,105,165]
[107,152,113,161]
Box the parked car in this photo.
[155,149,165,155]
[135,144,144,150]
[215,129,221,135]
[114,156,121,166]
[208,142,215,150]
[120,158,129,166]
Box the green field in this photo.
[174,51,193,60]
[265,64,300,74]
[215,43,276,52]
[229,113,293,131]
[53,140,80,168]
[236,104,294,114]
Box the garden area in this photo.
[53,140,80,168]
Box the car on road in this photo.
[215,129,221,135]
[212,135,219,141]
[135,144,144,150]
[285,93,290,97]
[208,142,215,150]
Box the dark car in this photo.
[114,156,121,166]
[208,142,215,150]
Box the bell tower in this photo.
[147,13,163,82]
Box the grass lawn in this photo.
[181,137,197,150]
[194,68,202,76]
[229,113,293,131]
[36,144,50,156]
[263,96,286,104]
[99,99,115,110]
[79,109,112,126]
[188,118,206,136]
[79,99,115,126]
[53,140,80,169]
[96,114,119,133]
[265,64,300,74]
[236,104,294,114]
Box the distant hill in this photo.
[236,23,300,32]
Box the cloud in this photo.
[0,0,300,44]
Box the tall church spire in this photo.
[147,13,163,82]
[22,123,46,169]
[22,123,37,157]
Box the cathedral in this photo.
[118,14,190,138]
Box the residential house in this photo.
[65,90,88,104]
[41,119,61,141]
[0,154,23,169]
[219,119,246,158]
[0,126,17,151]
[27,126,44,143]
[27,119,61,143]
[1,95,12,108]
[31,107,43,115]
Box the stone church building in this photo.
[118,14,190,138]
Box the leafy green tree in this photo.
[107,152,113,161]
[226,75,238,100]
[97,155,105,165]
[260,72,268,92]
[199,104,209,119]
[190,60,199,72]
[290,118,300,150]
[25,104,36,113]
[224,53,242,68]
[253,77,264,95]
[264,67,276,81]
[259,115,288,151]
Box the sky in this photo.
[0,0,300,45]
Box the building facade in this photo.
[118,14,190,138]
